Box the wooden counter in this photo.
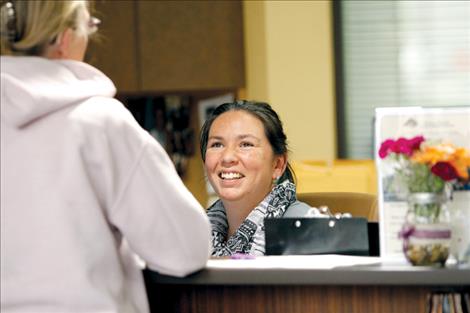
[143,256,470,313]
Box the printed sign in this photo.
[374,106,470,260]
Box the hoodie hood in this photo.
[1,56,116,128]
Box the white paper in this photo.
[449,191,470,262]
[207,255,381,270]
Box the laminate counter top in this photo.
[145,255,470,286]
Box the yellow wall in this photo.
[243,1,336,161]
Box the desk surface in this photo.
[146,255,470,286]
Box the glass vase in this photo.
[400,192,451,266]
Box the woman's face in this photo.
[204,110,285,208]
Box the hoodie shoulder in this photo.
[70,96,138,129]
[70,96,149,142]
[1,56,116,128]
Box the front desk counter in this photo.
[144,256,470,313]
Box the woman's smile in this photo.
[205,110,281,206]
[219,171,245,180]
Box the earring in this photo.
[272,176,280,185]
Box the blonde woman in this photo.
[0,1,210,312]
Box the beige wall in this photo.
[243,1,336,161]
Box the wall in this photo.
[243,1,336,161]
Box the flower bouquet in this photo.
[378,136,470,266]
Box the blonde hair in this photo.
[0,0,89,56]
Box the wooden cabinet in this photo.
[137,1,245,92]
[86,1,139,93]
[87,1,245,93]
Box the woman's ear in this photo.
[272,154,288,180]
[55,28,74,59]
[43,28,73,59]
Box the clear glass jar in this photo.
[400,192,451,266]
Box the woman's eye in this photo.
[209,142,222,148]
[240,142,254,148]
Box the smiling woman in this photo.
[200,100,321,256]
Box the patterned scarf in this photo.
[207,180,296,256]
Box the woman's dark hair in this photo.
[200,100,296,183]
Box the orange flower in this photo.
[411,144,470,180]
[450,147,470,179]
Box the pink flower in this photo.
[378,136,425,159]
[409,136,425,150]
[393,137,413,156]
[431,162,458,181]
[379,139,395,158]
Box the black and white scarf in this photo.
[207,180,296,256]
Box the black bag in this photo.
[265,217,370,256]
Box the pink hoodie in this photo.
[1,56,210,313]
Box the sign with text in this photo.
[374,106,470,260]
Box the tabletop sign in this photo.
[374,106,470,260]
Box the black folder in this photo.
[265,217,371,256]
